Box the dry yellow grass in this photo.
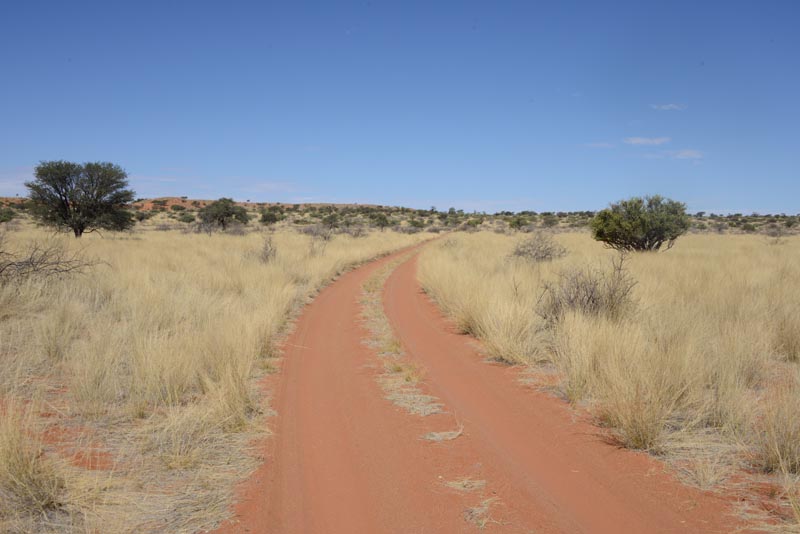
[361,253,443,418]
[419,231,800,526]
[0,223,430,532]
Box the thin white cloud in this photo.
[670,149,703,160]
[641,149,704,161]
[584,142,615,148]
[651,103,687,111]
[624,136,671,146]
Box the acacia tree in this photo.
[26,161,136,237]
[591,195,690,251]
[371,212,389,231]
[198,198,249,230]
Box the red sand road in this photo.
[216,247,494,533]
[382,254,748,533]
[217,248,750,534]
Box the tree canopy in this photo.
[590,195,690,251]
[198,198,249,230]
[26,160,136,237]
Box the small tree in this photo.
[322,213,340,230]
[198,198,249,230]
[508,216,527,231]
[591,195,690,251]
[371,212,390,231]
[26,160,135,237]
[541,214,559,228]
[260,209,282,226]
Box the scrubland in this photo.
[419,231,800,527]
[0,224,429,532]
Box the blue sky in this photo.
[1,1,798,213]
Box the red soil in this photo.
[383,255,750,533]
[42,423,113,471]
[215,248,477,533]
[216,249,754,533]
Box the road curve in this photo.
[215,246,486,533]
[382,253,748,534]
[216,246,750,534]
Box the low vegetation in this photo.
[2,190,800,530]
[419,230,800,527]
[0,222,429,532]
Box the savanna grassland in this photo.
[419,231,800,528]
[0,221,430,533]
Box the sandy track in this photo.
[216,247,485,533]
[217,248,749,534]
[383,254,748,533]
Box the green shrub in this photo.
[198,198,248,231]
[591,195,690,251]
[541,214,559,228]
[508,216,528,231]
[178,212,196,224]
[0,207,15,223]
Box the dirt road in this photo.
[217,249,747,533]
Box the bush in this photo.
[590,195,690,251]
[370,213,390,231]
[0,233,93,286]
[299,224,332,241]
[540,214,559,228]
[260,210,281,225]
[178,212,196,224]
[170,204,186,212]
[508,216,528,231]
[0,208,15,223]
[511,233,567,263]
[340,225,368,238]
[537,254,636,324]
[198,198,248,231]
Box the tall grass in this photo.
[0,225,429,532]
[419,232,800,522]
